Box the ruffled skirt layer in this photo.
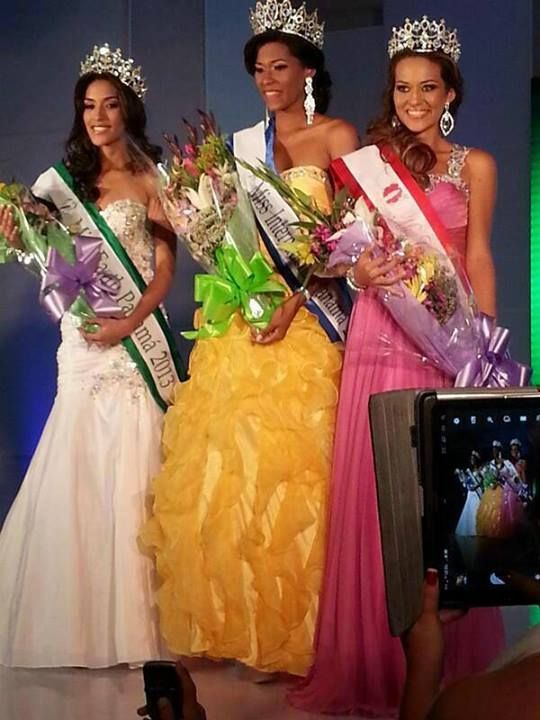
[141,309,342,676]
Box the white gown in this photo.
[455,470,482,536]
[0,200,164,668]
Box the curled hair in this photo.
[64,72,162,202]
[366,50,464,187]
[244,29,332,113]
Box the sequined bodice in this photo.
[100,199,153,283]
[57,199,153,402]
[428,144,470,196]
[281,165,333,213]
[427,144,470,263]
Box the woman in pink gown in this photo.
[290,17,505,717]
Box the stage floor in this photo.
[0,658,358,720]
[0,608,529,719]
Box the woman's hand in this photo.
[353,251,405,290]
[0,205,22,249]
[399,569,466,720]
[251,292,304,345]
[137,661,207,720]
[81,316,134,346]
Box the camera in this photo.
[369,387,540,636]
[143,661,184,719]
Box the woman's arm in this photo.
[125,233,176,330]
[83,197,176,346]
[463,149,497,318]
[255,120,360,344]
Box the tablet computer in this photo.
[369,387,540,635]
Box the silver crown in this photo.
[249,0,325,50]
[80,44,147,100]
[388,16,461,64]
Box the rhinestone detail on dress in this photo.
[428,144,470,196]
[57,199,154,402]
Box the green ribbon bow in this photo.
[183,246,286,340]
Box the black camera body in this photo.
[143,661,183,720]
[369,387,540,636]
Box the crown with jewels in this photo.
[80,43,147,100]
[388,16,461,64]
[249,0,325,50]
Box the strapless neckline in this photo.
[98,198,147,215]
[280,165,328,184]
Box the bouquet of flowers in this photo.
[0,182,120,328]
[236,160,365,277]
[160,112,286,339]
[241,162,530,388]
[349,199,531,387]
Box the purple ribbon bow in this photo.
[327,219,373,268]
[40,236,121,321]
[455,314,531,388]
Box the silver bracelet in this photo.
[297,285,311,301]
[345,266,366,292]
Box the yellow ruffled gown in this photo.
[141,167,343,676]
[476,485,505,538]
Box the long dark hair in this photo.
[64,72,162,202]
[366,50,464,187]
[243,29,332,114]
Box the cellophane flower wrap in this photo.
[331,195,530,387]
[0,181,120,329]
[160,113,286,339]
[240,163,530,387]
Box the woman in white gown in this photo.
[0,44,182,668]
[455,451,484,536]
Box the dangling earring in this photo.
[265,106,270,127]
[440,101,454,137]
[304,76,315,126]
[391,115,400,130]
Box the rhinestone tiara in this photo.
[388,16,461,64]
[249,0,325,50]
[80,44,147,100]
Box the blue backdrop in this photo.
[0,0,534,534]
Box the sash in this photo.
[32,162,185,411]
[332,144,469,287]
[233,120,351,343]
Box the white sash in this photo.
[32,163,184,410]
[233,121,350,343]
[337,145,465,278]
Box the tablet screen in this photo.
[429,398,540,604]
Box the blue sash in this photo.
[233,120,351,343]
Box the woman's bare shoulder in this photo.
[318,116,360,158]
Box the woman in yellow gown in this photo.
[141,2,358,677]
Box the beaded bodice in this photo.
[57,199,153,401]
[281,165,333,213]
[100,199,154,283]
[428,144,470,196]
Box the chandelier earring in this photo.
[440,101,454,137]
[391,115,400,130]
[304,76,315,126]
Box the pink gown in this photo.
[501,473,526,535]
[289,146,506,717]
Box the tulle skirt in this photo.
[141,309,342,676]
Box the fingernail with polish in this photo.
[426,568,438,586]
